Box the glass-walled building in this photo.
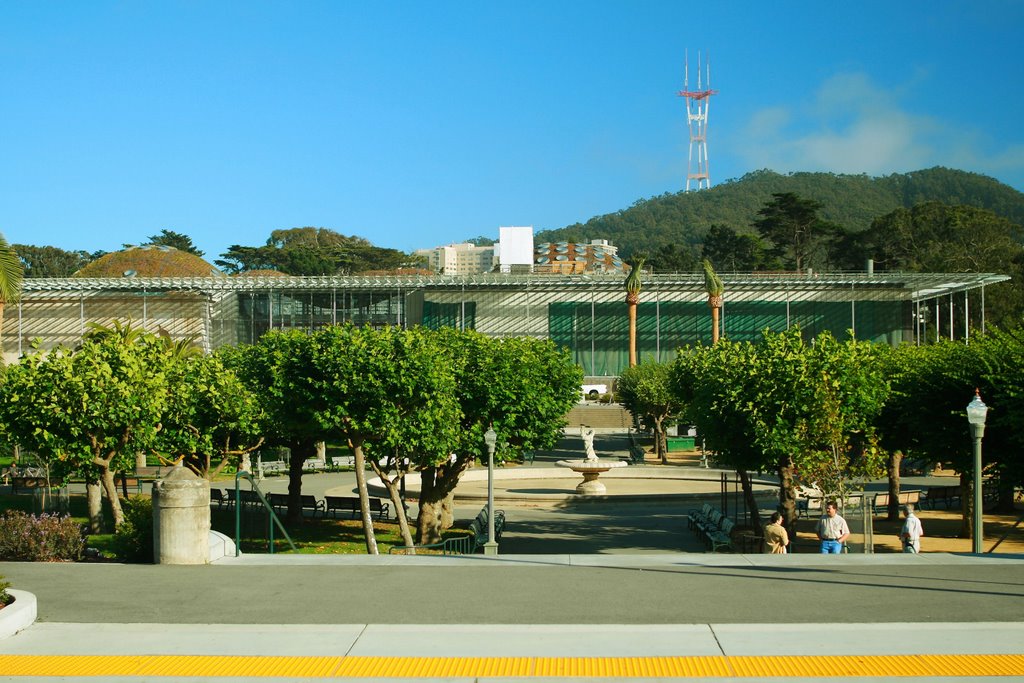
[11,271,1007,376]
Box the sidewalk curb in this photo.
[0,590,37,640]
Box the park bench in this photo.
[10,476,48,494]
[922,485,960,510]
[330,454,356,468]
[467,505,506,549]
[872,490,922,516]
[626,431,648,465]
[210,488,228,509]
[796,496,823,518]
[684,503,738,552]
[687,502,713,532]
[695,508,725,546]
[389,505,506,556]
[266,492,325,518]
[324,495,391,520]
[707,517,736,553]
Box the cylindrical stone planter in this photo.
[152,467,211,565]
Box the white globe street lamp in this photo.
[966,389,988,554]
[483,426,499,556]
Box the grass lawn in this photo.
[1,492,468,558]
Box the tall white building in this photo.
[415,242,495,274]
[496,226,534,273]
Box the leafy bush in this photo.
[112,497,154,563]
[0,575,11,606]
[0,511,84,561]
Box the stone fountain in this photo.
[556,426,627,495]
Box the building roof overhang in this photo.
[21,271,1010,302]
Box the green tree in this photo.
[847,202,1024,327]
[701,224,772,272]
[220,331,332,524]
[216,227,410,275]
[617,361,685,464]
[878,340,992,536]
[675,329,889,533]
[13,244,93,277]
[413,331,581,545]
[310,324,462,552]
[0,234,24,355]
[753,192,839,271]
[146,229,204,257]
[0,322,170,528]
[155,352,265,479]
[646,243,697,273]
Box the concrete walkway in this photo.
[2,432,1023,680]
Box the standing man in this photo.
[900,503,924,553]
[815,501,850,554]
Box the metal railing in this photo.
[233,471,296,556]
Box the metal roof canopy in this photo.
[23,272,1009,301]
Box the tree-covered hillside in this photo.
[538,167,1024,259]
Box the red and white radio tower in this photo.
[677,50,717,191]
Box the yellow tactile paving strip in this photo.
[1,654,1023,677]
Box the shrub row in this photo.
[0,510,84,562]
[112,497,154,563]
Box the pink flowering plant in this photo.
[0,511,84,562]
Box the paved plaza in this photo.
[1,433,1023,681]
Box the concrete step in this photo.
[564,404,633,430]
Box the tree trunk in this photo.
[286,439,315,524]
[886,451,903,522]
[777,457,798,544]
[99,466,124,528]
[86,479,103,534]
[627,301,637,367]
[416,461,467,545]
[711,306,720,344]
[351,441,379,555]
[737,469,761,530]
[417,468,443,545]
[653,417,668,464]
[441,491,455,530]
[368,460,414,550]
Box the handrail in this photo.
[388,535,475,556]
[234,471,296,556]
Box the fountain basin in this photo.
[556,459,628,495]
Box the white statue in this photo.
[580,425,597,460]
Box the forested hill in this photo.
[537,167,1024,258]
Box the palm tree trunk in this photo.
[711,306,720,344]
[628,300,637,367]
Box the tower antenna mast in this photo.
[677,50,717,191]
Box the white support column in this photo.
[949,294,954,341]
[964,291,970,343]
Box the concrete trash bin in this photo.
[152,467,211,564]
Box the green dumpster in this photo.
[666,436,696,451]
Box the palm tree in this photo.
[702,259,724,344]
[0,234,24,359]
[625,255,646,367]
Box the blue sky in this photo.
[2,1,1022,262]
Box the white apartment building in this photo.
[416,242,495,274]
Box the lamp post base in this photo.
[483,541,499,556]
